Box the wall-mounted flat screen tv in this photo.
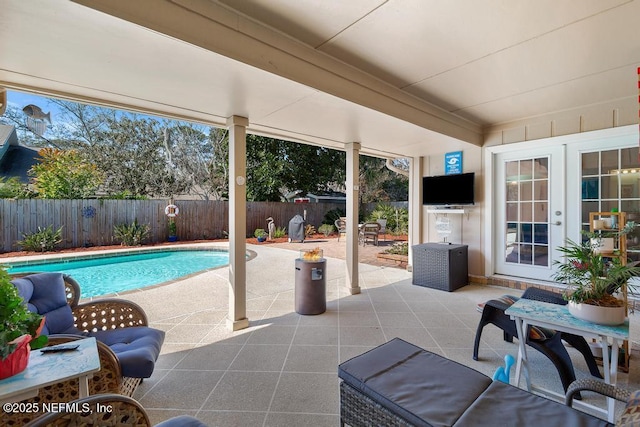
[422,172,475,206]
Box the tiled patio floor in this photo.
[11,238,640,425]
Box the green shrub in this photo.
[254,228,267,238]
[273,226,287,238]
[102,191,147,200]
[0,177,27,199]
[322,208,346,225]
[17,225,63,252]
[114,219,150,246]
[384,242,408,256]
[367,204,408,234]
[318,223,334,237]
[304,224,316,237]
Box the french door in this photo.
[494,146,565,281]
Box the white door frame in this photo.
[493,146,565,280]
[484,126,638,283]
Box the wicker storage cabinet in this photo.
[412,243,468,291]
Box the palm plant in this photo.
[552,238,640,306]
[113,219,150,246]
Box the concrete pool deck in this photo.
[6,238,640,425]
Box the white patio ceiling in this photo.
[1,0,639,158]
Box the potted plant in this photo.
[165,203,179,242]
[168,218,178,242]
[0,270,48,379]
[254,228,267,242]
[552,232,640,325]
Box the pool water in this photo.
[7,250,229,298]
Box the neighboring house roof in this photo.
[307,192,346,203]
[0,125,40,183]
[285,191,346,203]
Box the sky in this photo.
[4,90,197,132]
[7,90,64,120]
[4,91,223,145]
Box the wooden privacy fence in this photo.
[0,199,345,252]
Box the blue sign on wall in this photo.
[445,151,463,175]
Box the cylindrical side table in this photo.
[294,258,326,315]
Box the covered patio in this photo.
[31,240,637,425]
[2,1,640,424]
[3,1,639,317]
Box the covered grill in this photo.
[288,214,305,242]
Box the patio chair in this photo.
[376,218,387,241]
[25,393,209,426]
[335,218,347,241]
[7,273,164,425]
[565,379,640,426]
[360,222,380,246]
[473,287,602,399]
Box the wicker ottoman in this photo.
[338,338,611,427]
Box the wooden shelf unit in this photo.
[589,211,630,372]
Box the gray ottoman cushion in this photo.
[339,338,610,427]
[453,381,611,427]
[339,338,492,426]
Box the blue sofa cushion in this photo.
[11,273,79,335]
[90,326,165,378]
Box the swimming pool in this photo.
[7,249,229,298]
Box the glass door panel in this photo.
[495,146,563,281]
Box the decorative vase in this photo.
[257,236,266,242]
[568,301,626,326]
[0,334,32,380]
[167,235,178,242]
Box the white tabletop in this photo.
[0,337,100,403]
[505,298,629,340]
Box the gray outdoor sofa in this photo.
[338,338,612,427]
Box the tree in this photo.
[206,127,230,200]
[28,148,103,198]
[281,143,346,197]
[87,116,191,197]
[166,125,229,200]
[356,156,408,204]
[4,95,407,201]
[245,135,347,201]
[0,177,27,198]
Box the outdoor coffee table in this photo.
[0,337,100,404]
[506,298,628,422]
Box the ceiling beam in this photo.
[72,0,483,147]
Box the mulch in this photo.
[0,234,331,259]
[1,233,407,259]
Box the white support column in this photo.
[226,115,250,331]
[408,156,424,270]
[345,142,361,294]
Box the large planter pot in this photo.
[0,335,31,380]
[568,301,626,326]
